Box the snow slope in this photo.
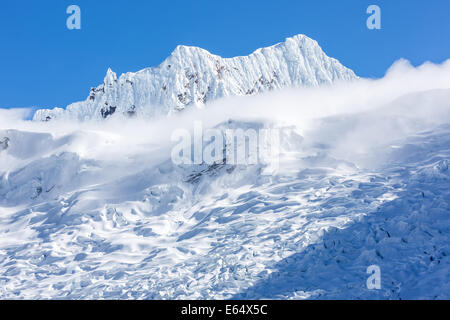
[32,35,357,122]
[1,58,450,300]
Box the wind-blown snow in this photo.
[1,57,450,299]
[32,34,357,122]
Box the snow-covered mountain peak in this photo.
[104,68,118,85]
[262,33,314,49]
[165,34,322,65]
[33,34,357,122]
[168,44,211,58]
[2,55,450,299]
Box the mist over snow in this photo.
[0,59,450,299]
[4,58,450,170]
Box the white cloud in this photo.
[1,59,450,170]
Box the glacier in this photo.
[0,37,450,300]
[32,34,357,122]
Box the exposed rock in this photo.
[0,137,9,150]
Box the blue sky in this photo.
[0,0,449,109]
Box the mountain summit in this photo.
[33,34,357,121]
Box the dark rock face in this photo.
[101,106,117,119]
[0,137,9,150]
